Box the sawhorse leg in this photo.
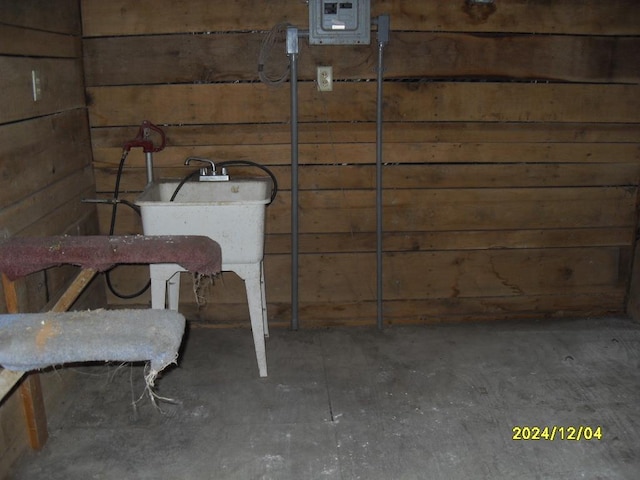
[1,268,97,450]
[2,273,48,450]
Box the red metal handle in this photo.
[123,120,166,153]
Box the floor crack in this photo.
[319,333,336,423]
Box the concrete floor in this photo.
[8,317,640,479]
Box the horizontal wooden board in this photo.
[89,122,640,147]
[0,0,80,34]
[0,57,85,124]
[267,292,625,326]
[0,167,95,237]
[106,246,627,305]
[97,200,634,254]
[381,83,640,125]
[0,24,80,57]
[83,32,640,86]
[377,0,640,36]
[274,248,627,302]
[87,82,640,126]
[0,110,92,207]
[107,290,626,325]
[384,248,626,301]
[18,189,98,238]
[93,162,640,195]
[267,187,637,234]
[99,186,636,237]
[284,292,626,326]
[81,0,640,36]
[263,228,634,255]
[92,141,640,171]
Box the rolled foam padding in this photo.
[0,309,185,376]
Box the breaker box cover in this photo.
[309,0,371,45]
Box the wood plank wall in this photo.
[0,1,101,475]
[0,0,100,312]
[82,0,640,327]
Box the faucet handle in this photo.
[184,156,216,175]
[184,157,229,182]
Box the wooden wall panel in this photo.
[87,82,640,126]
[0,25,80,57]
[81,0,640,36]
[0,57,85,124]
[92,163,640,193]
[81,0,640,326]
[0,2,100,474]
[0,111,92,206]
[0,7,99,306]
[90,142,640,171]
[0,0,80,33]
[83,33,640,85]
[89,122,640,146]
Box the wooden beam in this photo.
[50,269,98,312]
[17,375,47,451]
[0,369,24,399]
[1,267,99,450]
[1,273,47,450]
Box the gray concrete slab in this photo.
[7,317,640,479]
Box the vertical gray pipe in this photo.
[376,15,389,330]
[287,27,300,330]
[145,152,154,185]
[376,42,384,331]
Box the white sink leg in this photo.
[150,265,168,309]
[167,271,181,311]
[150,262,268,377]
[150,264,182,310]
[260,261,269,338]
[233,263,268,378]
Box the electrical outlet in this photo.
[317,66,333,92]
[31,70,42,101]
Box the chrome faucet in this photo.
[184,157,229,182]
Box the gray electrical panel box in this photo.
[309,0,370,45]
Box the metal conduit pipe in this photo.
[287,26,300,330]
[286,17,388,330]
[145,152,154,185]
[376,15,390,330]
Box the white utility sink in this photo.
[135,177,272,377]
[135,178,272,265]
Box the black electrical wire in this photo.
[108,150,128,235]
[258,22,291,86]
[218,160,279,204]
[106,149,151,299]
[170,170,200,202]
[170,161,278,205]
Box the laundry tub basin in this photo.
[135,176,273,377]
[135,177,272,265]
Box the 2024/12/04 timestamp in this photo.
[512,425,602,441]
